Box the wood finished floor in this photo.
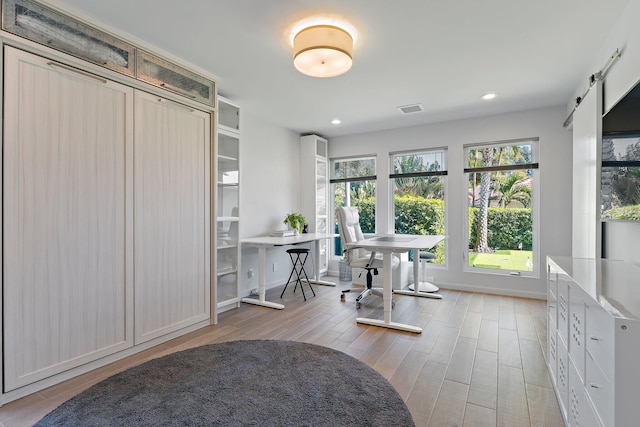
[0,279,563,427]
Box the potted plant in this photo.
[283,212,307,234]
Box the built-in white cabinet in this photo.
[547,257,640,427]
[2,46,135,391]
[133,90,211,343]
[2,45,212,398]
[300,134,329,274]
[215,97,241,313]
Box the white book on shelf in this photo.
[270,229,296,237]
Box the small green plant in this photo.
[283,212,307,233]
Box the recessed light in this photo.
[481,93,497,100]
[331,118,341,124]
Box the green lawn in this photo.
[469,250,533,271]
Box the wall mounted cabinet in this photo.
[137,50,215,106]
[1,0,215,106]
[215,96,241,313]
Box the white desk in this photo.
[345,234,446,333]
[241,233,336,309]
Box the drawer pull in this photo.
[590,336,602,341]
[590,383,601,389]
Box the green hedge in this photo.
[602,205,640,221]
[354,196,445,235]
[394,196,444,235]
[469,207,532,251]
[350,197,532,256]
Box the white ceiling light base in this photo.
[293,25,353,78]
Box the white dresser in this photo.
[547,257,640,427]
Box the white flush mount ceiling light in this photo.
[293,24,353,78]
[481,93,497,100]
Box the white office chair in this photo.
[335,206,399,308]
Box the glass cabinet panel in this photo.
[219,99,240,131]
[216,245,238,303]
[137,50,215,106]
[316,159,327,216]
[216,97,240,313]
[2,0,136,76]
[217,131,239,218]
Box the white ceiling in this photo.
[52,0,631,138]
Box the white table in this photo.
[241,233,337,309]
[345,234,446,333]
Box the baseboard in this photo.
[0,319,211,406]
[436,280,546,300]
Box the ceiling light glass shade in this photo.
[293,25,353,78]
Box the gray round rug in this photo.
[36,340,414,426]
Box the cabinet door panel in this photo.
[3,47,134,391]
[134,91,210,343]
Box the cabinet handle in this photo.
[590,383,601,389]
[160,82,197,99]
[590,336,601,341]
[158,98,195,113]
[47,61,108,84]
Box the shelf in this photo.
[217,267,237,277]
[218,154,238,161]
[216,243,237,250]
[215,96,240,316]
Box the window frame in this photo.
[329,155,377,260]
[463,138,540,278]
[389,147,448,267]
[600,132,640,222]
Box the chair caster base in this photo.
[356,302,362,309]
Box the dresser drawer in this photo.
[556,332,569,417]
[547,313,558,386]
[548,266,558,300]
[585,303,614,381]
[557,279,570,346]
[569,359,602,427]
[569,285,586,381]
[548,286,558,327]
[585,351,612,427]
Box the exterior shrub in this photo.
[469,207,532,250]
[602,205,640,221]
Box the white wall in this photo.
[329,105,572,299]
[567,1,640,116]
[239,110,302,295]
[568,0,640,265]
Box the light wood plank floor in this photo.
[0,279,564,427]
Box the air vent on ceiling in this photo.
[397,103,424,114]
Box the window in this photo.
[464,139,538,275]
[390,149,447,264]
[330,156,376,256]
[601,135,640,221]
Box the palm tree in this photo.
[393,154,443,198]
[471,144,531,253]
[475,148,493,253]
[492,174,532,208]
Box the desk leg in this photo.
[241,246,285,310]
[356,253,423,333]
[304,239,336,287]
[393,248,443,300]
